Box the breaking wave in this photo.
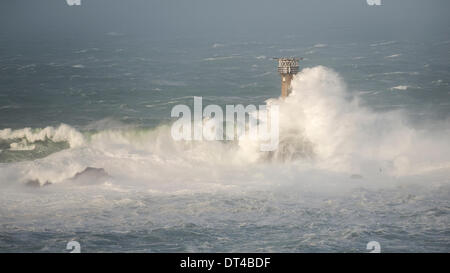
[1,66,449,191]
[0,124,85,148]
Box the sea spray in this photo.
[0,67,449,189]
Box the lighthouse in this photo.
[275,57,300,98]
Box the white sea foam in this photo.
[203,56,235,61]
[385,54,402,58]
[0,124,85,148]
[370,41,396,47]
[368,71,419,77]
[390,85,410,91]
[9,139,35,151]
[313,43,327,48]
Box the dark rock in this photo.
[70,167,110,184]
[25,179,52,188]
[24,167,109,188]
[25,179,41,187]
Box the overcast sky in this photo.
[1,0,449,44]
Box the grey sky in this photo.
[1,0,449,43]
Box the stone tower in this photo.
[275,57,300,98]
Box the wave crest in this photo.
[0,124,85,148]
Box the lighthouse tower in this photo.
[275,57,300,98]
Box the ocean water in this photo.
[0,36,449,252]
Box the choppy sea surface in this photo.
[0,36,449,252]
